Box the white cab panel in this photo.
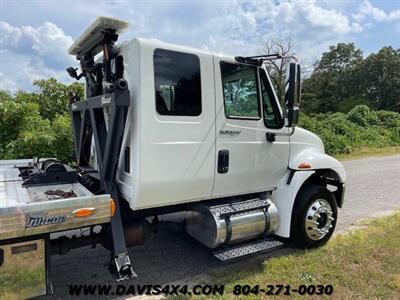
[119,38,216,210]
[289,127,346,182]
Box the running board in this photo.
[213,238,285,261]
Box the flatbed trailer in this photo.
[0,159,114,298]
[0,159,112,240]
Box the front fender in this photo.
[271,170,315,238]
[289,148,346,182]
[272,149,346,238]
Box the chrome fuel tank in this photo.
[185,198,279,248]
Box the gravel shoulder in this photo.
[337,154,400,231]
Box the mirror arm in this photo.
[269,127,296,138]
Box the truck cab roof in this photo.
[118,36,232,61]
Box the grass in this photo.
[335,146,400,160]
[204,212,400,299]
[0,266,45,299]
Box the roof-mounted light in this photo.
[68,16,129,56]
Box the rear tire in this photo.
[290,184,337,248]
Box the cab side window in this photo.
[259,68,283,128]
[154,49,201,116]
[220,62,260,119]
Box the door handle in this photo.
[218,150,229,174]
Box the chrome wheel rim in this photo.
[305,198,334,241]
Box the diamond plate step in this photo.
[210,198,269,219]
[213,238,285,261]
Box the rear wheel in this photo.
[290,184,337,248]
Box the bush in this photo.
[299,105,400,155]
[347,105,380,126]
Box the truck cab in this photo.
[112,36,345,242]
[116,38,291,209]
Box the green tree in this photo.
[0,78,82,162]
[316,43,363,73]
[15,78,84,120]
[302,43,364,113]
[0,90,13,102]
[361,46,400,112]
[0,101,37,157]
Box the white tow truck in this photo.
[0,17,346,298]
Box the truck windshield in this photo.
[259,69,283,129]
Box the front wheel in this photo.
[290,184,337,248]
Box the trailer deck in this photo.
[0,159,113,241]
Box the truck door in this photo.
[212,56,290,198]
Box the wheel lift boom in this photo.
[67,17,135,280]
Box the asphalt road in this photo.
[42,155,400,298]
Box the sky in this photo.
[0,0,399,91]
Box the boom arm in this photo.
[67,16,135,280]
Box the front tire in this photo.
[290,184,337,248]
